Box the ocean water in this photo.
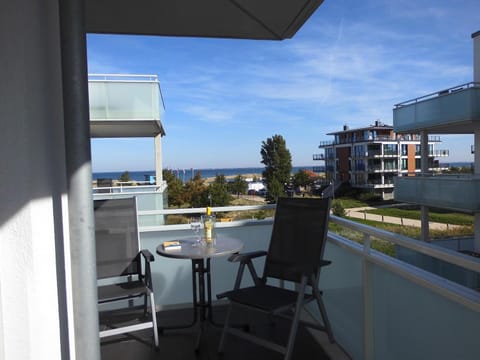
[93,166,317,182]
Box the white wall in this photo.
[0,1,71,359]
[474,31,480,83]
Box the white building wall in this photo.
[0,1,71,359]
[473,31,480,83]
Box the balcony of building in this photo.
[395,174,480,212]
[313,153,325,161]
[394,82,480,133]
[102,204,480,360]
[89,74,165,138]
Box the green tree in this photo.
[204,174,232,206]
[119,171,132,185]
[293,170,311,188]
[184,172,207,207]
[260,134,292,202]
[228,174,248,197]
[162,169,185,207]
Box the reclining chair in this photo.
[217,197,334,360]
[94,197,159,349]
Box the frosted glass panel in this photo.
[310,241,364,360]
[89,81,161,120]
[372,264,480,360]
[88,82,107,118]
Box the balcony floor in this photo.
[100,305,332,360]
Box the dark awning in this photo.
[85,0,324,40]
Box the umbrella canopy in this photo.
[85,0,324,40]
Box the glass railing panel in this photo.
[309,240,364,359]
[136,192,167,226]
[395,244,480,289]
[395,176,480,211]
[394,85,480,132]
[370,263,480,360]
[89,81,161,120]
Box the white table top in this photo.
[156,236,244,260]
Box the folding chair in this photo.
[217,197,334,360]
[94,197,159,349]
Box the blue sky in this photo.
[88,0,480,172]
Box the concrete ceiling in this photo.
[84,0,324,40]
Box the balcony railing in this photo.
[394,82,480,133]
[136,204,480,360]
[395,173,480,212]
[88,74,165,137]
[313,153,325,160]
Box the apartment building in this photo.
[314,120,448,199]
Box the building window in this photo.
[354,159,365,171]
[353,144,365,157]
[415,144,421,156]
[401,144,408,156]
[383,144,398,156]
[401,158,408,170]
[384,159,398,171]
[367,144,381,156]
[325,148,334,159]
[368,159,381,171]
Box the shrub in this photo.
[331,200,346,217]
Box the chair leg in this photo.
[143,293,148,316]
[311,274,335,343]
[218,302,234,354]
[149,291,159,350]
[284,277,307,360]
[315,295,334,343]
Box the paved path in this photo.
[345,207,462,230]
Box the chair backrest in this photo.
[94,197,140,279]
[263,197,331,284]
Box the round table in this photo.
[156,236,244,350]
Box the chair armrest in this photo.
[140,249,155,262]
[228,250,267,263]
[227,251,267,289]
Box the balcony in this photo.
[395,174,480,212]
[394,82,480,133]
[313,153,325,161]
[89,74,165,138]
[102,204,480,360]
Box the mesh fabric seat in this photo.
[217,197,334,360]
[95,197,159,349]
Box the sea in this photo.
[92,162,472,183]
[93,166,319,182]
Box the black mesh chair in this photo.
[94,197,159,349]
[217,197,334,360]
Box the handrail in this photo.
[330,215,480,274]
[137,204,480,275]
[92,181,168,195]
[394,82,480,108]
[88,74,159,82]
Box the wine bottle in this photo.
[203,207,216,246]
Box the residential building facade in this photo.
[314,121,448,199]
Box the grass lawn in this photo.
[366,207,473,226]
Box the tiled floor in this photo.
[100,305,331,360]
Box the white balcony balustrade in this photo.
[130,204,480,360]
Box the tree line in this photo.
[163,134,324,208]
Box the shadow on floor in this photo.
[100,305,331,360]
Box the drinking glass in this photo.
[189,217,203,246]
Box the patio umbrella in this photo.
[85,0,325,40]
